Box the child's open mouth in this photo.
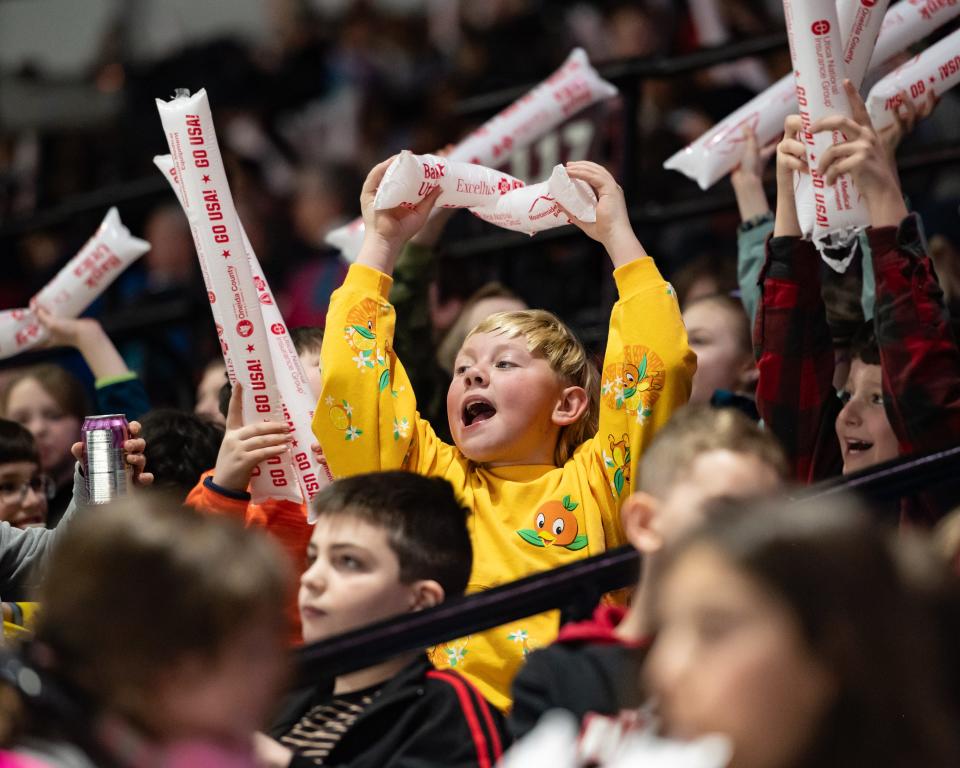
[845,438,874,454]
[463,399,497,427]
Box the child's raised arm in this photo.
[36,309,151,421]
[563,162,695,543]
[355,157,441,277]
[733,129,776,326]
[562,161,648,269]
[312,160,455,482]
[753,115,840,483]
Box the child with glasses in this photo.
[0,420,54,530]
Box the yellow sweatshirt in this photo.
[312,257,695,711]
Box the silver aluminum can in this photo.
[82,414,129,504]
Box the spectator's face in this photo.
[299,514,417,644]
[195,365,227,427]
[835,359,898,474]
[152,618,288,745]
[447,332,573,466]
[4,378,81,478]
[0,460,48,528]
[647,545,834,768]
[298,350,322,399]
[683,301,754,404]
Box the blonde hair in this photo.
[467,309,598,465]
[639,404,787,497]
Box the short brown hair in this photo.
[638,404,786,497]
[34,498,290,710]
[0,364,90,422]
[0,419,39,465]
[290,326,325,356]
[310,471,472,598]
[467,309,599,465]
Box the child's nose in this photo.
[463,366,487,387]
[21,484,42,510]
[300,562,326,593]
[840,399,862,426]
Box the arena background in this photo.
[1,0,958,411]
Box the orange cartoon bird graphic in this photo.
[517,495,588,550]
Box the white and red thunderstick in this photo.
[374,151,598,236]
[327,47,618,259]
[784,0,872,256]
[154,153,332,503]
[156,88,305,504]
[664,0,960,191]
[867,27,960,130]
[0,207,149,360]
[839,0,892,89]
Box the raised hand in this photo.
[773,114,807,238]
[212,383,291,493]
[562,161,647,268]
[731,127,776,222]
[878,88,939,160]
[358,156,442,274]
[811,79,907,229]
[35,309,99,349]
[36,308,133,382]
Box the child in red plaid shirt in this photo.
[755,80,960,525]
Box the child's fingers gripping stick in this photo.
[561,162,634,255]
[774,115,807,238]
[214,384,292,493]
[812,82,901,206]
[776,116,809,175]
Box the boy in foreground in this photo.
[256,471,508,768]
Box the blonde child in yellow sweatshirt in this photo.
[312,159,695,711]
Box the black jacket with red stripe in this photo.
[270,655,510,768]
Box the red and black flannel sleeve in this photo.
[871,214,960,452]
[755,236,843,484]
[870,214,960,523]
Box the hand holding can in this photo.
[77,417,153,502]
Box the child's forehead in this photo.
[459,329,531,356]
[846,358,883,388]
[0,460,39,479]
[309,510,393,549]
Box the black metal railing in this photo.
[293,442,960,683]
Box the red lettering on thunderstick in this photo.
[422,163,446,180]
[203,188,223,221]
[186,115,204,146]
[939,55,960,80]
[246,360,266,391]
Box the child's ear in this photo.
[552,385,589,427]
[620,492,664,554]
[409,580,445,612]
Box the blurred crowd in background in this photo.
[0,0,958,411]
